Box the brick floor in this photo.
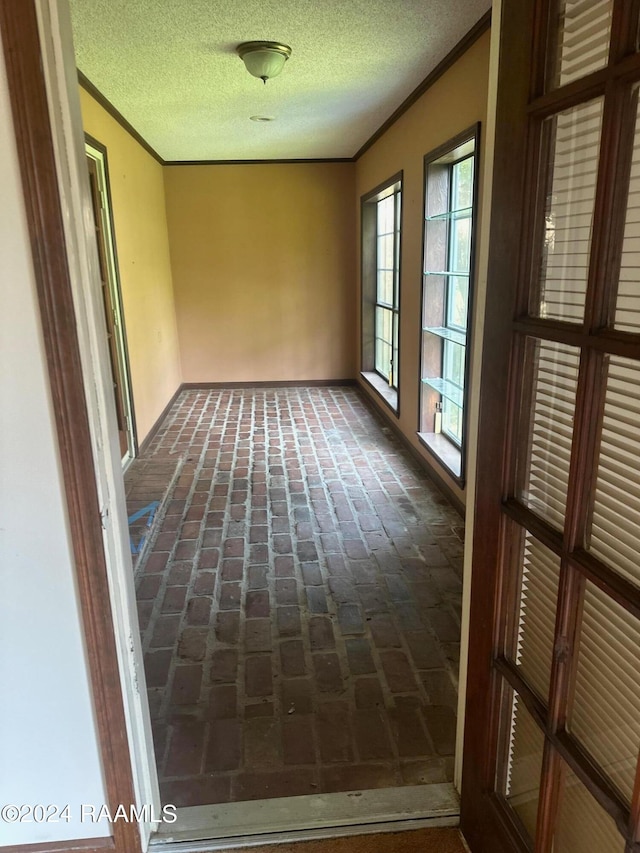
[131,387,463,808]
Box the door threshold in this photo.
[151,783,459,850]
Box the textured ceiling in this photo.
[69,0,491,162]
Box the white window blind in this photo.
[505,693,545,843]
[568,582,640,804]
[515,534,561,701]
[554,0,613,88]
[538,99,603,323]
[615,96,640,332]
[520,340,580,530]
[552,765,625,852]
[588,357,640,587]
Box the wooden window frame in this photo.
[418,124,481,485]
[462,2,640,852]
[360,172,403,415]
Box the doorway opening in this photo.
[130,385,463,842]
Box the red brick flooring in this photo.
[133,387,463,808]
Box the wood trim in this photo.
[0,838,114,853]
[357,378,465,518]
[354,10,492,160]
[78,71,164,164]
[459,2,535,852]
[360,170,403,204]
[164,158,355,165]
[0,5,141,853]
[78,11,491,167]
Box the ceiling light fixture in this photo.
[237,41,292,84]
[249,115,275,122]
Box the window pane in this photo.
[588,356,640,587]
[377,233,395,271]
[375,306,392,345]
[614,92,640,333]
[375,306,394,382]
[512,532,561,702]
[504,692,544,844]
[450,216,471,274]
[377,270,394,306]
[453,156,474,210]
[516,339,580,531]
[377,194,394,234]
[375,338,391,380]
[553,764,625,853]
[447,275,469,329]
[442,399,462,445]
[568,582,640,804]
[443,340,465,389]
[532,98,604,323]
[547,0,613,90]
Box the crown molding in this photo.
[77,9,491,166]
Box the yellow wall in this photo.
[79,88,182,443]
[164,163,356,383]
[355,30,491,507]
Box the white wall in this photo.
[0,44,108,848]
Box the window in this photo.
[361,174,402,413]
[419,127,479,481]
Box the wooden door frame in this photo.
[85,135,138,464]
[460,1,537,851]
[0,2,156,851]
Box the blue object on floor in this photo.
[128,500,160,555]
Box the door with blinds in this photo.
[462,2,640,852]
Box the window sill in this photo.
[360,372,398,415]
[417,431,462,482]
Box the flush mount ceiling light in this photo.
[249,115,275,122]
[237,41,292,84]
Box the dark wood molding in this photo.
[78,70,164,165]
[77,10,490,167]
[1,838,114,853]
[164,158,355,166]
[137,383,184,456]
[0,5,141,852]
[360,170,403,203]
[459,2,535,852]
[357,377,465,518]
[354,9,492,160]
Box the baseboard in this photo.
[137,385,184,456]
[180,379,356,390]
[0,837,114,853]
[357,379,465,518]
